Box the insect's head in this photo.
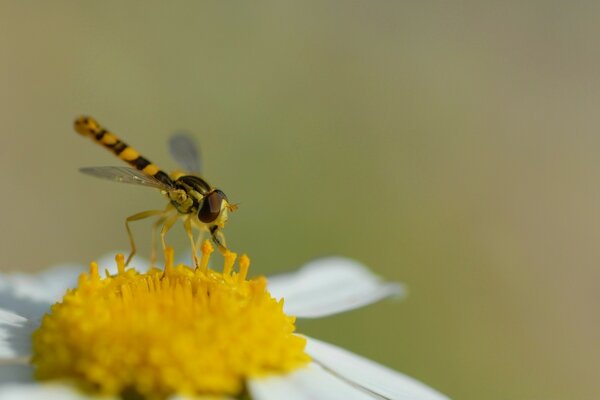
[198,189,237,227]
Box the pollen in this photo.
[31,243,309,399]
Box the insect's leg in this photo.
[183,217,200,268]
[125,210,166,266]
[150,215,167,266]
[159,212,180,257]
[194,231,207,254]
[210,226,228,254]
[151,204,177,265]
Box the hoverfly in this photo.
[74,116,236,266]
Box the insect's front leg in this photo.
[183,216,200,268]
[210,226,228,254]
[194,231,206,254]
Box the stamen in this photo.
[89,262,99,281]
[116,253,125,275]
[198,240,214,273]
[238,254,250,282]
[223,250,236,276]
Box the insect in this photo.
[74,116,237,266]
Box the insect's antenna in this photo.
[74,116,173,186]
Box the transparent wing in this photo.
[169,133,202,174]
[78,166,175,190]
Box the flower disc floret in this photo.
[31,243,309,399]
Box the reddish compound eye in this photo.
[198,190,227,223]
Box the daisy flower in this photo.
[0,242,449,400]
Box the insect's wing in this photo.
[168,133,202,174]
[79,166,175,190]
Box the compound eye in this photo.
[198,190,226,223]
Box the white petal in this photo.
[0,253,150,319]
[0,309,33,358]
[305,336,450,400]
[0,382,117,399]
[267,257,406,318]
[0,264,83,306]
[0,310,26,327]
[248,363,377,400]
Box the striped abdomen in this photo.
[74,116,173,186]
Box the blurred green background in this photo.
[2,1,599,399]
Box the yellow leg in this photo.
[125,210,167,266]
[183,217,200,268]
[194,231,206,253]
[160,213,180,255]
[150,215,167,266]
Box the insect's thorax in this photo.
[169,175,212,215]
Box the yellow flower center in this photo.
[31,242,309,399]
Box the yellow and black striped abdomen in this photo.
[74,116,173,186]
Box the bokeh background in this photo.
[1,2,599,399]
